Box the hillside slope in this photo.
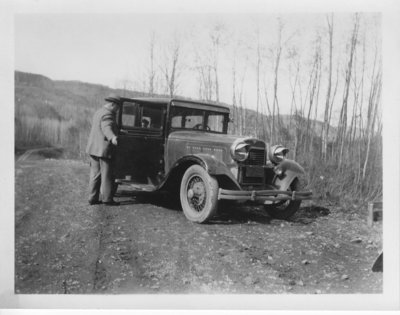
[15,70,336,155]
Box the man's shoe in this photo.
[103,200,120,206]
[89,200,102,205]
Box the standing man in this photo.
[86,93,121,206]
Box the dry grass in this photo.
[15,115,90,159]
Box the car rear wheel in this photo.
[180,165,219,223]
[264,178,303,220]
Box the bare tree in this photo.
[161,33,182,97]
[305,33,322,153]
[309,38,322,157]
[287,46,300,133]
[238,61,248,136]
[354,33,367,187]
[255,27,262,137]
[321,14,334,160]
[231,48,238,134]
[336,13,360,167]
[194,50,213,101]
[348,29,366,162]
[326,63,340,160]
[192,23,226,102]
[362,57,381,180]
[148,31,157,96]
[270,18,284,145]
[210,23,225,102]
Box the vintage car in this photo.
[114,97,312,223]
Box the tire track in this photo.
[92,208,112,292]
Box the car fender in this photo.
[273,159,306,191]
[168,154,241,190]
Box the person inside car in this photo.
[141,118,150,128]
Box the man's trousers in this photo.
[88,155,115,203]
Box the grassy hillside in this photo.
[15,71,155,157]
[15,71,335,155]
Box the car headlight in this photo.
[268,145,289,164]
[230,141,250,162]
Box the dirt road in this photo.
[15,157,383,294]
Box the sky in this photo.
[13,5,382,125]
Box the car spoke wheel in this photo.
[264,178,303,220]
[180,165,218,223]
[187,175,207,211]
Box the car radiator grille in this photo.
[246,148,265,165]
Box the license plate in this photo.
[245,167,264,177]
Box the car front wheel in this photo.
[264,178,303,220]
[180,165,219,223]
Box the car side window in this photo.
[141,106,164,129]
[171,107,204,129]
[121,102,138,128]
[207,114,225,133]
[121,102,165,130]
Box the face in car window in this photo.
[141,118,150,128]
[141,106,163,129]
[121,102,164,130]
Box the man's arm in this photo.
[100,112,118,144]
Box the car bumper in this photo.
[218,188,313,202]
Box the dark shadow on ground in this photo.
[211,203,272,225]
[115,189,181,211]
[289,206,331,225]
[115,188,331,225]
[210,204,331,225]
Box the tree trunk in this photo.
[232,53,237,134]
[337,13,359,168]
[322,14,333,160]
[271,19,283,145]
[363,67,381,180]
[256,28,261,138]
[149,31,156,96]
[162,35,181,98]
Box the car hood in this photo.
[165,130,267,173]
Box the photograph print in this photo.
[9,4,393,309]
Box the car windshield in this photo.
[170,106,227,133]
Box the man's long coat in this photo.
[86,106,118,159]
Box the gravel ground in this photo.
[15,157,383,294]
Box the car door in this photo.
[114,100,166,187]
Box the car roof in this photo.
[119,96,230,113]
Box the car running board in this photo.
[115,179,156,192]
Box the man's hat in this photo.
[105,93,121,104]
